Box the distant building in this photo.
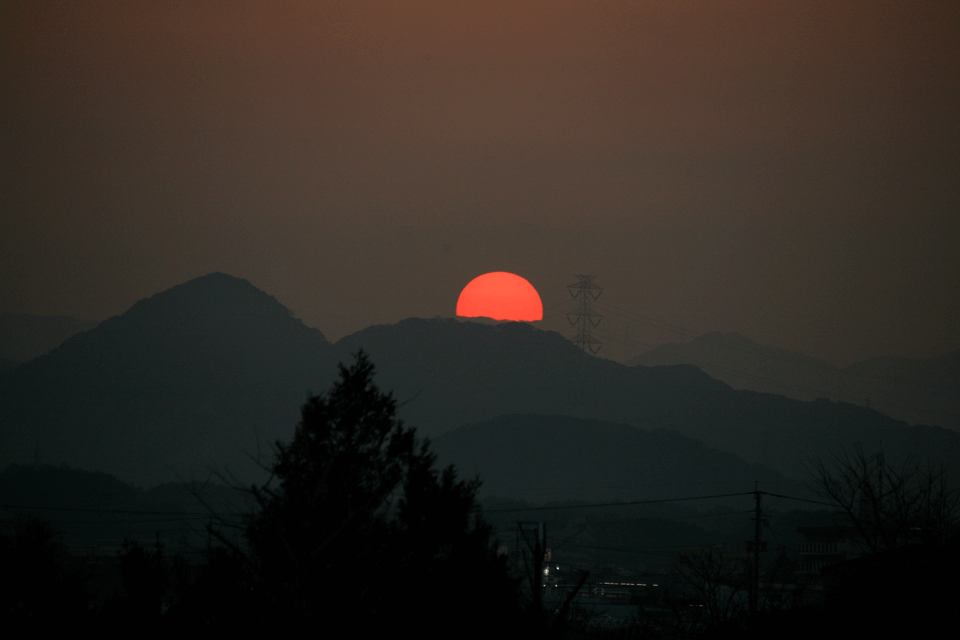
[794,525,859,605]
[674,546,748,579]
[796,526,857,576]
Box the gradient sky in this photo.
[3,1,958,365]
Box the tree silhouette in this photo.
[236,351,520,633]
[808,446,960,553]
[0,516,92,630]
[114,538,167,621]
[672,546,750,628]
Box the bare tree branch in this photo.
[806,445,960,554]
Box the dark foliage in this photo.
[0,516,92,630]
[205,351,522,633]
[165,548,261,632]
[116,538,167,620]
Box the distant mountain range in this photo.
[2,273,958,493]
[0,463,245,553]
[431,414,803,504]
[330,318,960,481]
[630,332,960,431]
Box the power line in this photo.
[2,489,831,518]
[760,492,832,508]
[481,492,755,513]
[0,504,216,517]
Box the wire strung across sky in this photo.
[478,490,833,513]
[0,504,214,517]
[2,490,839,563]
[0,489,833,519]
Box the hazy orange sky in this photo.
[2,1,958,365]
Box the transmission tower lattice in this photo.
[567,275,603,354]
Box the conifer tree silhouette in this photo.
[241,351,520,633]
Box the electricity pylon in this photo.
[567,275,603,354]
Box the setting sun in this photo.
[456,272,543,322]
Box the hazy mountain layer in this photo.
[335,319,960,480]
[431,414,803,504]
[3,273,959,489]
[629,331,960,431]
[0,464,244,553]
[0,273,337,485]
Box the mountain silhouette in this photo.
[430,414,802,504]
[335,319,960,480]
[3,274,959,489]
[0,273,336,485]
[630,331,960,431]
[842,350,960,429]
[629,331,838,397]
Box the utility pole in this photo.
[518,521,547,622]
[749,486,763,615]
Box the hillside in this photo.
[0,464,244,553]
[0,273,336,485]
[629,331,960,431]
[336,319,960,480]
[431,414,803,504]
[3,274,959,488]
